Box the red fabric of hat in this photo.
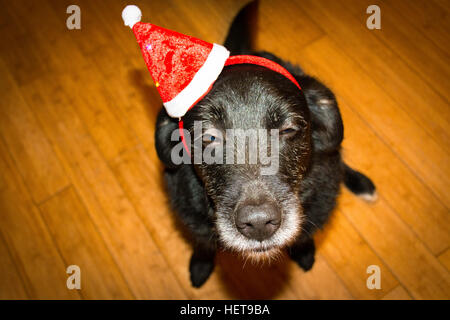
[122,5,230,118]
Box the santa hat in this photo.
[122,5,230,118]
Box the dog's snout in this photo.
[235,203,281,241]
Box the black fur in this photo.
[155,1,376,288]
[343,163,376,196]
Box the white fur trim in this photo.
[122,5,142,29]
[163,44,230,118]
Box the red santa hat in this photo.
[122,5,230,118]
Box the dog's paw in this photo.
[292,249,315,271]
[189,256,215,288]
[288,238,316,271]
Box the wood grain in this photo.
[0,0,448,299]
[299,0,450,154]
[18,75,186,299]
[438,249,450,272]
[0,60,69,204]
[0,138,79,299]
[342,0,450,102]
[38,187,135,299]
[382,285,412,300]
[0,233,29,299]
[315,210,398,299]
[340,189,450,299]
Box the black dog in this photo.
[155,1,376,288]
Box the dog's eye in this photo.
[203,134,217,142]
[279,127,298,137]
[202,128,222,144]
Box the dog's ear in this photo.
[252,51,343,152]
[155,107,181,169]
[300,76,344,153]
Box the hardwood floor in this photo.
[0,0,448,299]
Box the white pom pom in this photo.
[122,5,142,28]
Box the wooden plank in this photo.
[17,75,186,299]
[432,0,450,13]
[438,249,450,272]
[0,232,29,299]
[297,36,450,210]
[386,0,450,54]
[0,1,89,86]
[256,0,325,58]
[282,255,353,299]
[46,0,126,58]
[38,187,134,299]
[165,0,325,58]
[298,0,450,154]
[40,1,161,161]
[0,139,80,299]
[62,73,138,162]
[340,189,450,299]
[341,0,450,101]
[104,72,161,153]
[297,37,450,254]
[0,4,47,86]
[152,0,248,44]
[0,59,69,203]
[8,1,138,163]
[316,210,398,299]
[381,285,412,300]
[174,0,324,58]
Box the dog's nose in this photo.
[235,203,281,241]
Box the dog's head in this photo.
[176,64,312,259]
